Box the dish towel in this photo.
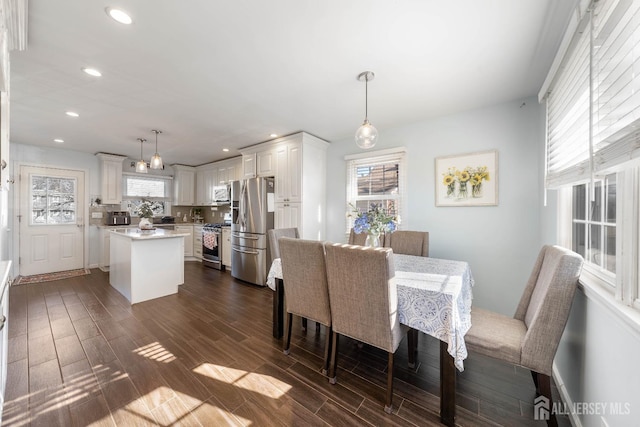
[203,230,217,250]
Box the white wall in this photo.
[326,96,543,314]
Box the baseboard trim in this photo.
[553,362,582,427]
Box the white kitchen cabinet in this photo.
[172,165,196,206]
[256,149,276,177]
[275,202,301,230]
[195,166,217,205]
[222,227,231,268]
[239,132,328,240]
[97,153,126,205]
[242,153,256,178]
[175,225,194,257]
[193,225,203,260]
[275,142,302,203]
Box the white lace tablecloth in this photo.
[393,254,474,371]
[266,254,474,371]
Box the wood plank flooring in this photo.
[3,263,572,426]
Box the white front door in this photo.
[19,166,85,276]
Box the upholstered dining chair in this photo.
[464,245,583,427]
[324,243,416,414]
[279,237,333,375]
[268,227,299,261]
[384,230,429,257]
[348,228,386,247]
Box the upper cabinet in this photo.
[172,165,196,206]
[96,153,127,205]
[239,132,328,240]
[194,157,241,205]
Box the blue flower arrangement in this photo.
[350,203,398,236]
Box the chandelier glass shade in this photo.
[136,138,148,174]
[150,129,163,169]
[355,71,378,149]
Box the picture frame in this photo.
[435,149,498,207]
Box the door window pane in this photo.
[31,175,77,225]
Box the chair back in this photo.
[268,228,299,260]
[514,245,583,374]
[348,228,386,247]
[279,237,331,326]
[384,231,429,257]
[324,243,404,353]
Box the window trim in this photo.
[345,147,407,234]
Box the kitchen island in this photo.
[109,228,190,304]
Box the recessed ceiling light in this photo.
[82,67,102,77]
[53,139,64,143]
[66,111,79,117]
[222,148,229,152]
[106,7,132,25]
[270,133,278,138]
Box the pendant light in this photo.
[355,71,378,149]
[150,129,163,169]
[136,138,148,173]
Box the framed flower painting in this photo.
[435,150,498,207]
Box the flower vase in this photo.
[139,218,153,230]
[472,183,483,198]
[365,232,381,248]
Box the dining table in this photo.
[266,252,474,427]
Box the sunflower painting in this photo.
[435,150,498,206]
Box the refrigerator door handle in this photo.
[232,247,259,255]
[232,233,258,240]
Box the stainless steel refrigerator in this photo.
[230,177,274,286]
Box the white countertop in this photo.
[110,228,191,240]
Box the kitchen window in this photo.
[345,148,406,233]
[122,174,172,216]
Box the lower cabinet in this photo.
[175,225,194,257]
[193,225,203,260]
[222,227,231,268]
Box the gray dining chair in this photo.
[348,228,386,247]
[384,230,429,257]
[279,237,333,375]
[324,243,416,414]
[464,245,583,427]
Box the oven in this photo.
[202,223,224,270]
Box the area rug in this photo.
[14,268,91,285]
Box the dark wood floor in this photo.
[2,262,571,426]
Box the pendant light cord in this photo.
[365,75,369,121]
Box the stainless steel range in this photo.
[202,223,224,270]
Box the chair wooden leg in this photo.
[321,326,332,375]
[283,312,293,355]
[537,372,558,427]
[384,352,395,414]
[407,328,417,369]
[301,317,307,332]
[328,331,339,384]
[531,370,540,394]
[316,322,321,334]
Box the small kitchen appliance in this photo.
[107,211,131,226]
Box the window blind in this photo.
[592,0,640,172]
[122,174,172,200]
[544,0,640,188]
[546,11,592,188]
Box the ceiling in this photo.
[9,0,578,167]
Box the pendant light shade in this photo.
[150,129,163,169]
[136,138,148,173]
[355,71,378,149]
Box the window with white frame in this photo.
[122,174,172,217]
[543,0,640,307]
[345,148,406,233]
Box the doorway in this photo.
[19,165,85,276]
